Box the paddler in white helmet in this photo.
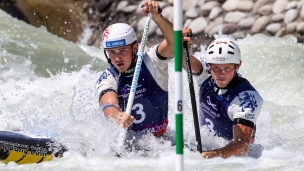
[182,28,264,158]
[96,0,173,139]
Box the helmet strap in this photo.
[121,43,138,76]
[233,64,238,76]
[103,50,111,64]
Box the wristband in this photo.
[101,104,119,112]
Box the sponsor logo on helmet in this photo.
[216,41,227,44]
[102,26,112,40]
[105,39,126,48]
[214,57,226,61]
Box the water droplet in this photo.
[14,85,21,90]
[64,58,69,63]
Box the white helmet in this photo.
[102,23,137,49]
[206,37,241,64]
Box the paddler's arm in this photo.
[141,0,174,58]
[202,124,253,158]
[100,92,134,128]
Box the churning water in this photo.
[1,9,304,171]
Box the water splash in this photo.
[1,8,304,171]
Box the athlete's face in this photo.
[106,44,138,72]
[209,63,241,88]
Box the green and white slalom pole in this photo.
[174,0,183,171]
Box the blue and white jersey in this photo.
[194,57,263,141]
[96,45,172,136]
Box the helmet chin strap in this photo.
[103,50,111,64]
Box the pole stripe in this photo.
[176,114,183,154]
[174,32,182,71]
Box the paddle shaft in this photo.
[183,36,202,153]
[125,13,152,114]
[125,6,163,114]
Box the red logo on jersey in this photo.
[102,26,112,40]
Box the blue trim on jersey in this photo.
[96,65,119,85]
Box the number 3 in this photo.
[132,103,146,124]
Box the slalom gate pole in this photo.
[183,32,202,153]
[174,0,184,171]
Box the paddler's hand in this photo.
[141,0,162,17]
[182,27,194,56]
[202,151,216,159]
[117,112,134,128]
[182,28,193,44]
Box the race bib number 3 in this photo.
[132,103,146,124]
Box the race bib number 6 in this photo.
[132,103,146,124]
